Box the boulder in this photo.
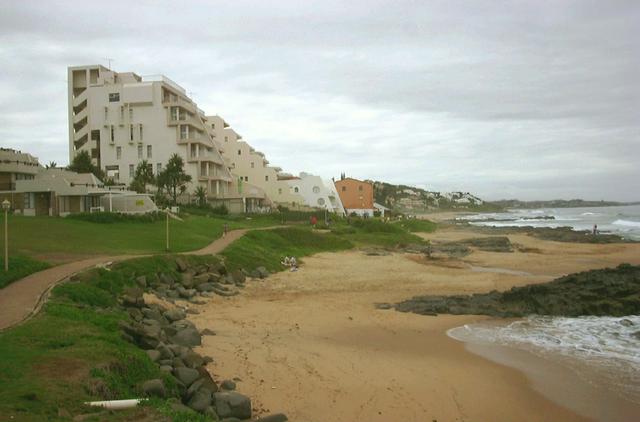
[256,414,289,422]
[193,273,211,286]
[166,290,180,299]
[181,351,205,369]
[159,365,173,373]
[156,343,174,360]
[230,270,246,285]
[168,344,188,357]
[196,282,215,292]
[172,357,186,368]
[146,349,161,362]
[175,257,189,272]
[204,407,219,420]
[164,308,186,322]
[256,266,269,279]
[188,389,212,412]
[141,307,166,323]
[181,271,195,288]
[196,366,218,393]
[142,379,166,398]
[128,308,143,322]
[121,287,145,307]
[173,367,200,387]
[213,391,251,420]
[171,328,202,347]
[158,273,175,286]
[220,380,236,391]
[184,378,205,401]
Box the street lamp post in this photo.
[165,208,170,252]
[2,199,10,272]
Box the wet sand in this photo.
[189,228,640,421]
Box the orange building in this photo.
[334,176,375,216]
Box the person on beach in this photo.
[281,256,291,267]
[310,215,318,228]
[593,224,598,235]
[290,256,298,271]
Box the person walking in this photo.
[593,224,598,235]
[310,215,318,228]
[223,223,228,238]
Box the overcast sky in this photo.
[1,1,638,201]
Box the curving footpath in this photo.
[0,228,250,332]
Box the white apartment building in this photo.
[67,65,265,212]
[286,172,345,214]
[203,115,306,208]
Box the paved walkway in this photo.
[0,228,250,332]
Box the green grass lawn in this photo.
[0,254,219,421]
[0,256,51,289]
[5,214,257,258]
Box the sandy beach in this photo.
[188,227,640,421]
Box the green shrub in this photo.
[351,219,404,233]
[395,219,437,233]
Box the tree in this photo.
[194,185,207,206]
[129,160,155,193]
[67,150,105,180]
[45,161,57,169]
[157,154,192,205]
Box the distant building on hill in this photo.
[334,175,374,217]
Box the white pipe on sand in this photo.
[85,399,146,410]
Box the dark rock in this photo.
[186,308,199,315]
[230,270,246,285]
[166,290,180,299]
[184,378,205,401]
[156,343,174,360]
[176,257,189,272]
[196,282,215,292]
[142,307,166,323]
[188,389,212,412]
[158,359,173,366]
[395,263,640,318]
[142,379,166,398]
[128,307,143,321]
[146,349,161,362]
[159,273,175,286]
[256,414,289,422]
[164,308,186,322]
[135,275,147,287]
[171,327,202,347]
[196,366,218,393]
[213,391,251,419]
[220,379,236,390]
[193,273,211,286]
[632,331,640,340]
[203,356,214,364]
[172,357,186,368]
[620,318,634,327]
[121,287,145,307]
[168,344,188,356]
[173,367,200,387]
[181,350,205,369]
[181,271,195,288]
[204,406,219,419]
[159,365,173,373]
[201,328,216,336]
[256,266,269,279]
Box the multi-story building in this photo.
[0,148,40,191]
[334,175,375,217]
[204,115,305,208]
[67,65,265,212]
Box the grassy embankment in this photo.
[0,219,437,421]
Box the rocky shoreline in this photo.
[115,256,285,421]
[390,264,640,318]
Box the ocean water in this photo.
[459,204,640,240]
[448,316,640,404]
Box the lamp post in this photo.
[165,207,170,252]
[2,199,10,272]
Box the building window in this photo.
[278,188,282,195]
[317,198,325,206]
[157,163,162,174]
[180,125,188,140]
[294,187,299,193]
[342,186,346,192]
[109,93,120,102]
[211,123,215,129]
[110,125,115,142]
[237,149,241,155]
[147,145,152,158]
[23,192,35,209]
[104,106,108,120]
[265,175,269,181]
[129,107,133,120]
[231,163,235,168]
[139,124,143,141]
[313,186,320,194]
[137,145,143,159]
[116,146,122,159]
[251,162,254,168]
[130,125,135,142]
[129,164,134,178]
[147,163,153,173]
[244,176,248,182]
[120,105,125,120]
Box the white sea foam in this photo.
[448,316,640,403]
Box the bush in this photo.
[351,219,404,233]
[67,211,164,224]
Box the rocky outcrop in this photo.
[392,264,640,317]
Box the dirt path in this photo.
[0,228,252,331]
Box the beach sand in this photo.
[189,228,640,421]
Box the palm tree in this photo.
[195,185,207,206]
